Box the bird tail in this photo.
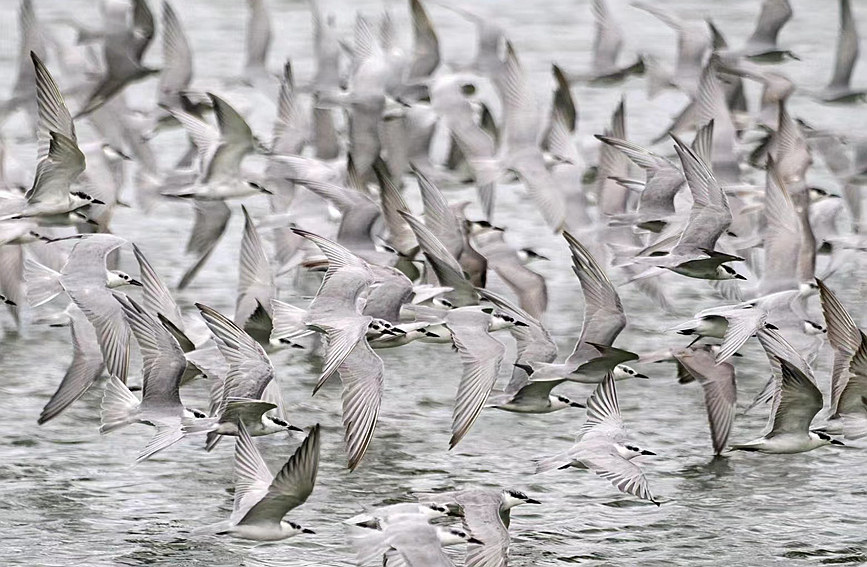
[23,259,63,307]
[99,376,140,434]
[269,299,309,342]
[137,423,185,462]
[205,431,224,452]
[532,451,575,474]
[180,416,220,436]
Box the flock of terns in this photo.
[2,0,867,564]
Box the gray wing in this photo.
[38,307,105,424]
[576,438,657,504]
[314,314,371,393]
[674,347,737,455]
[408,0,440,79]
[133,243,184,333]
[336,338,384,471]
[580,373,625,441]
[364,264,414,323]
[455,491,510,567]
[510,149,568,233]
[292,177,381,249]
[230,421,276,522]
[746,0,792,50]
[27,131,85,206]
[244,0,272,74]
[401,210,477,307]
[563,231,626,364]
[592,0,624,74]
[61,235,130,382]
[817,279,861,415]
[670,131,731,255]
[237,424,320,527]
[838,332,867,438]
[116,295,185,412]
[759,160,801,295]
[178,200,231,290]
[596,135,683,217]
[711,307,767,363]
[11,0,46,109]
[386,521,456,567]
[292,228,372,285]
[475,229,548,319]
[828,0,858,91]
[414,165,463,259]
[374,161,417,257]
[235,206,275,329]
[754,326,815,427]
[220,398,278,426]
[447,309,506,448]
[32,52,76,161]
[768,358,823,437]
[158,1,193,107]
[196,303,274,402]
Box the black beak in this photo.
[641,449,657,456]
[514,320,530,327]
[302,528,316,534]
[831,439,845,446]
[129,279,143,287]
[525,498,541,504]
[514,363,534,375]
[735,274,747,280]
[731,352,743,357]
[467,537,484,545]
[635,373,650,379]
[3,298,16,306]
[91,199,106,205]
[287,425,303,432]
[570,401,585,408]
[766,323,779,330]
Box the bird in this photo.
[815,279,867,439]
[518,231,647,384]
[182,303,300,446]
[668,303,771,363]
[535,374,659,505]
[211,422,320,541]
[729,357,845,453]
[351,513,482,567]
[74,0,158,118]
[673,345,738,455]
[166,93,269,289]
[627,131,746,282]
[820,0,865,103]
[99,294,201,462]
[0,54,103,224]
[479,288,585,414]
[435,488,540,567]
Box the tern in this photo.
[212,423,319,541]
[535,374,659,505]
[730,356,845,453]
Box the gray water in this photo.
[1,0,867,565]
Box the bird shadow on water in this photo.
[678,455,734,479]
